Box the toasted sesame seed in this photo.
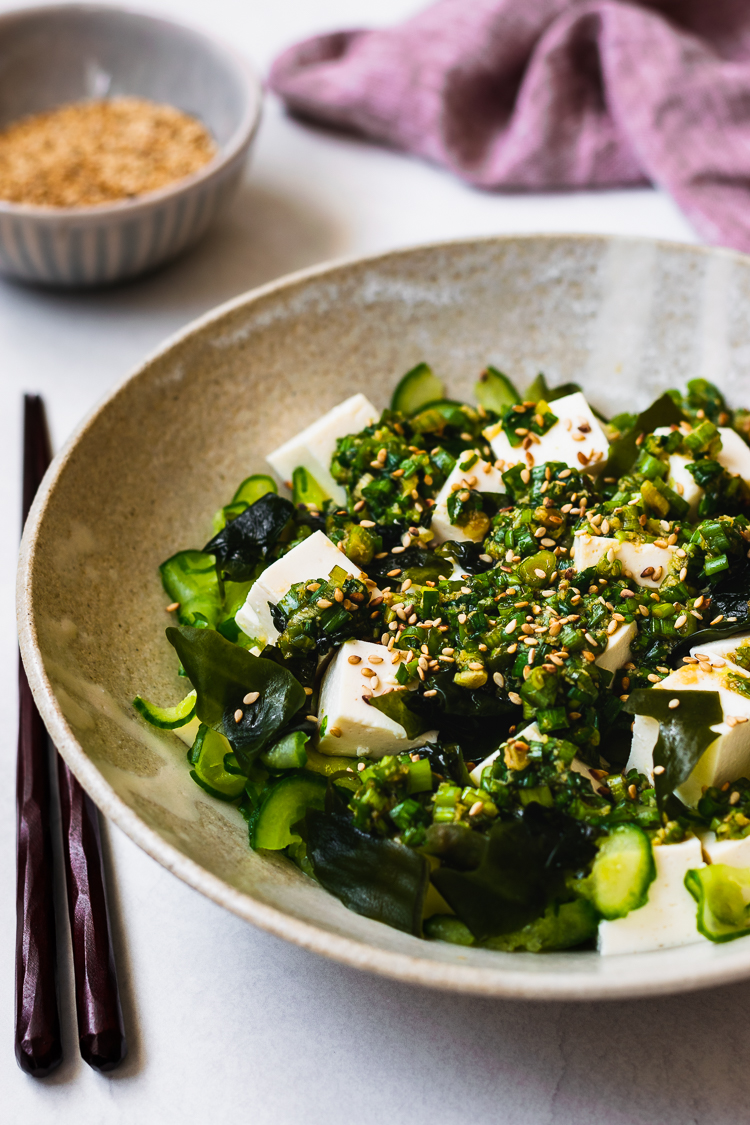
[329,726,342,738]
[353,499,365,512]
[387,569,402,577]
[606,620,618,635]
[504,619,518,634]
[317,598,333,609]
[423,689,438,697]
[334,588,344,602]
[647,673,661,683]
[468,661,484,671]
[359,519,376,528]
[165,601,180,612]
[391,545,406,554]
[306,714,318,722]
[710,615,725,625]
[361,667,376,678]
[348,655,362,665]
[534,568,546,578]
[628,784,638,799]
[469,801,484,817]
[668,698,680,709]
[234,709,243,723]
[401,578,412,592]
[457,613,467,624]
[243,691,260,705]
[730,791,741,806]
[508,691,522,705]
[653,765,665,775]
[674,614,687,629]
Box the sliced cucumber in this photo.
[133,689,197,730]
[391,363,444,415]
[587,824,656,920]
[483,899,599,952]
[424,915,474,946]
[475,366,519,413]
[213,474,277,531]
[260,730,309,770]
[251,773,327,850]
[159,550,222,629]
[292,466,329,509]
[189,725,246,800]
[685,864,750,942]
[304,747,360,777]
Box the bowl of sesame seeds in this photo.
[0,4,261,287]
[19,233,750,1000]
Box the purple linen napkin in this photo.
[269,0,750,251]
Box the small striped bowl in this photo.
[0,5,262,288]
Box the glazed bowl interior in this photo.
[19,234,750,1000]
[0,4,252,159]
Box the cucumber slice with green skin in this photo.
[213,474,278,532]
[292,466,329,509]
[260,731,309,770]
[475,366,520,413]
[133,689,196,730]
[233,474,277,507]
[160,550,222,629]
[189,725,246,800]
[685,864,750,942]
[391,363,444,415]
[252,773,327,850]
[483,899,599,952]
[587,824,656,920]
[424,915,475,946]
[304,747,360,777]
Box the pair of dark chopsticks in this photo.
[15,395,127,1077]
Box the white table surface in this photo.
[4,2,748,1122]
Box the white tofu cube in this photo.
[469,722,540,785]
[652,426,750,517]
[267,393,378,506]
[318,639,438,758]
[626,656,750,806]
[572,534,675,589]
[598,836,707,954]
[716,427,750,481]
[595,620,637,675]
[430,452,506,543]
[483,392,609,475]
[700,830,750,868]
[666,453,704,516]
[235,531,371,654]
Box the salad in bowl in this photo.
[133,363,750,955]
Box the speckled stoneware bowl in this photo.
[18,234,750,999]
[0,4,261,287]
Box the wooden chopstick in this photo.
[15,396,63,1076]
[15,395,127,1075]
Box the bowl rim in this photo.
[0,2,263,220]
[18,231,750,1001]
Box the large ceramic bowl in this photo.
[0,4,261,287]
[18,234,750,999]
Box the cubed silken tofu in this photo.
[627,655,750,806]
[468,722,540,785]
[318,639,438,757]
[654,426,750,517]
[595,620,638,674]
[700,831,750,867]
[266,393,378,505]
[572,534,675,589]
[598,836,707,955]
[468,724,600,794]
[482,391,609,475]
[431,453,506,543]
[235,530,371,654]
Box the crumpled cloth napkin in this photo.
[269,0,750,251]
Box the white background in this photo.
[3,2,745,1123]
